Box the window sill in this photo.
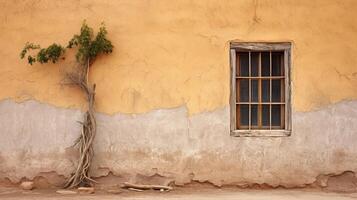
[230,130,291,137]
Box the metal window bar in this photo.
[235,76,284,79]
[258,52,262,129]
[236,102,285,105]
[235,50,286,131]
[248,52,251,130]
[269,51,272,130]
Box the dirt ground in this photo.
[1,186,357,200]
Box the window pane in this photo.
[262,105,270,128]
[251,105,258,127]
[272,79,282,102]
[238,79,249,102]
[271,105,281,127]
[239,105,249,126]
[262,79,270,102]
[261,52,270,76]
[238,52,249,76]
[272,52,283,76]
[251,52,259,77]
[251,79,258,102]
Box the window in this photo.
[230,42,291,137]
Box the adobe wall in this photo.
[1,0,357,188]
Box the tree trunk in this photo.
[65,61,97,188]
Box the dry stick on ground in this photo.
[122,182,173,191]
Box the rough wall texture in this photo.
[1,99,357,187]
[1,0,357,114]
[1,0,357,188]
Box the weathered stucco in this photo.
[1,99,357,187]
[1,0,357,189]
[1,0,357,114]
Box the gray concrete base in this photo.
[1,99,357,188]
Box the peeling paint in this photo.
[314,171,357,192]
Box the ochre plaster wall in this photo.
[1,0,357,189]
[0,0,357,115]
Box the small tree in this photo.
[20,21,113,188]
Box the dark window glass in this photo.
[239,105,249,126]
[251,105,258,127]
[251,79,258,102]
[234,49,287,131]
[261,52,270,76]
[238,53,249,76]
[271,105,281,127]
[238,79,249,102]
[262,105,270,127]
[251,52,259,77]
[272,52,283,76]
[262,79,270,102]
[272,79,282,102]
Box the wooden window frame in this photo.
[230,42,292,137]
